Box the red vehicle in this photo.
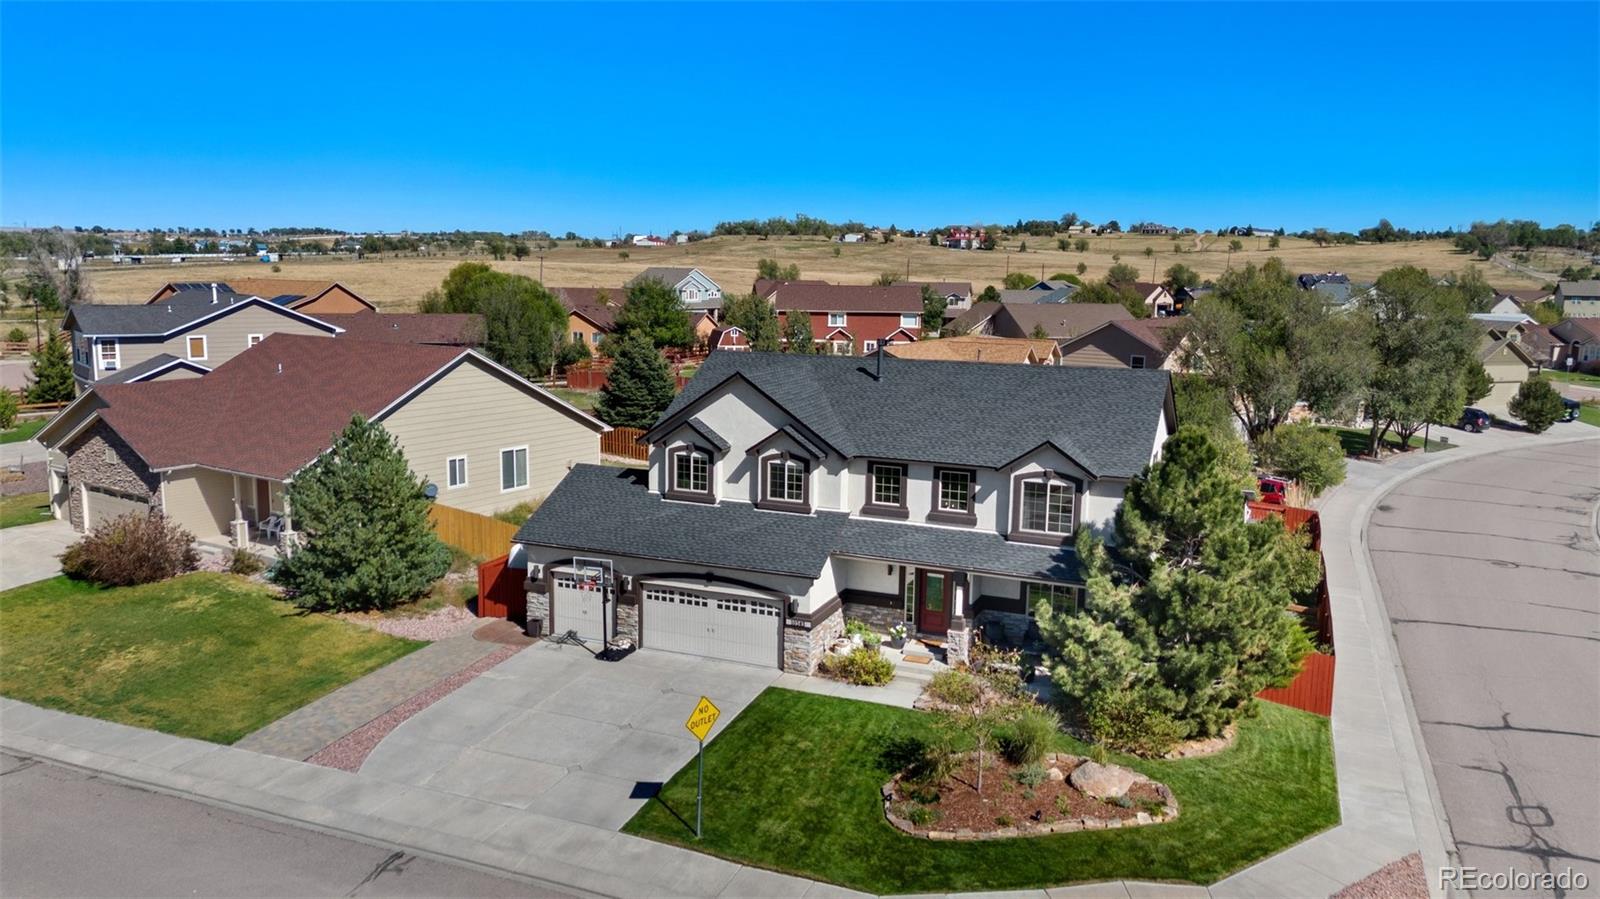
[1257,477,1289,506]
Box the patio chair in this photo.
[257,515,283,542]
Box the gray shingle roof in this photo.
[628,267,703,288]
[64,290,337,337]
[685,417,730,453]
[513,465,1080,583]
[96,353,210,384]
[651,351,1170,478]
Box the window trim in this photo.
[186,335,208,361]
[1129,354,1147,369]
[827,312,848,327]
[664,444,716,504]
[928,466,978,526]
[1023,581,1086,618]
[861,461,909,519]
[756,451,811,514]
[96,338,120,372]
[446,455,468,489]
[499,445,530,493]
[899,313,919,328]
[1008,469,1081,545]
[246,333,265,348]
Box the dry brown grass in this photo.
[77,233,1545,310]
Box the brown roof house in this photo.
[950,301,1133,341]
[1058,318,1189,371]
[320,313,484,347]
[886,335,1059,365]
[147,278,376,314]
[556,287,624,350]
[36,334,607,554]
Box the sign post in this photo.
[684,695,721,839]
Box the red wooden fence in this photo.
[477,554,527,624]
[600,426,648,460]
[1257,651,1334,716]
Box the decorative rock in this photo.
[1136,812,1153,825]
[928,830,955,841]
[1046,766,1065,782]
[1068,760,1138,800]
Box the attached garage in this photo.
[641,580,784,668]
[84,486,149,531]
[551,567,610,643]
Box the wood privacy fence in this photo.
[601,426,649,461]
[477,554,528,625]
[428,504,520,559]
[1257,651,1334,717]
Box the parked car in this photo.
[1257,476,1289,505]
[1561,397,1581,422]
[1458,408,1493,433]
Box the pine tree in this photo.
[28,332,74,403]
[1038,428,1321,746]
[274,416,450,612]
[596,332,676,428]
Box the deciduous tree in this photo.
[1255,421,1347,496]
[614,279,694,349]
[782,311,817,353]
[1360,266,1480,452]
[919,285,947,334]
[1508,377,1564,433]
[757,258,800,281]
[720,292,782,352]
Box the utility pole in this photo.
[538,255,545,283]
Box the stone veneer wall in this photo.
[784,607,843,674]
[525,580,553,638]
[843,601,904,635]
[974,609,1034,646]
[63,420,162,531]
[615,601,639,645]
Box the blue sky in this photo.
[2,2,1596,235]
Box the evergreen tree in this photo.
[782,312,817,353]
[1038,428,1321,747]
[1508,377,1564,433]
[28,332,74,403]
[597,332,677,427]
[1462,362,1494,405]
[274,416,450,612]
[614,279,694,349]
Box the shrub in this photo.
[271,264,282,273]
[1055,794,1073,816]
[227,548,267,576]
[60,512,199,587]
[5,327,26,342]
[1083,689,1189,757]
[493,499,541,526]
[0,390,17,430]
[926,669,980,706]
[999,705,1061,765]
[906,804,940,827]
[1013,763,1048,787]
[822,647,895,686]
[1508,376,1564,433]
[1255,421,1347,496]
[995,814,1014,827]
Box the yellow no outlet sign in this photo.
[684,695,721,838]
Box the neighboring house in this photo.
[953,302,1133,342]
[627,267,724,316]
[908,281,975,312]
[885,335,1059,365]
[1172,284,1212,313]
[93,354,212,385]
[1486,295,1526,316]
[689,311,718,347]
[1551,318,1600,371]
[709,325,750,351]
[1493,287,1555,311]
[943,226,984,249]
[1136,223,1178,235]
[840,233,866,243]
[1519,322,1566,369]
[759,282,923,354]
[1028,280,1077,292]
[510,351,1176,672]
[62,288,344,392]
[1131,282,1177,317]
[1057,318,1188,371]
[147,279,376,314]
[556,287,623,348]
[320,313,484,347]
[1000,287,1076,304]
[631,235,669,247]
[1475,322,1543,416]
[36,334,607,549]
[1556,280,1600,318]
[1298,272,1349,290]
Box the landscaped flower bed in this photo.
[884,751,1177,840]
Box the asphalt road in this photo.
[1368,440,1600,896]
[0,753,573,898]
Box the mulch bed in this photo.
[918,756,1162,831]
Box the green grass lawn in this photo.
[0,417,48,444]
[1321,425,1455,456]
[1577,404,1600,427]
[0,492,51,529]
[0,573,423,743]
[1544,370,1600,387]
[549,387,599,411]
[624,689,1338,893]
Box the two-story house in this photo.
[146,278,376,314]
[626,267,724,318]
[510,351,1176,674]
[759,282,923,354]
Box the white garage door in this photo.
[552,570,608,643]
[85,486,149,531]
[643,584,782,668]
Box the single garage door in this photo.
[552,569,608,643]
[642,582,782,668]
[85,486,149,531]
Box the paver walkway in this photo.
[235,627,512,760]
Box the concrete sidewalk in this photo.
[6,426,1594,897]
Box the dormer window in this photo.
[863,462,908,519]
[757,452,811,513]
[1009,470,1079,545]
[665,445,715,504]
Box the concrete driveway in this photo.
[1368,440,1600,891]
[0,519,76,591]
[360,642,781,831]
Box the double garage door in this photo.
[85,486,149,531]
[642,584,782,668]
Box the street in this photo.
[1368,440,1600,896]
[0,753,574,898]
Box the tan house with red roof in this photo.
[37,334,606,551]
[556,287,623,350]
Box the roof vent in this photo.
[276,363,283,374]
[210,283,218,304]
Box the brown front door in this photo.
[916,569,949,634]
[254,479,271,522]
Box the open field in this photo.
[75,233,1544,310]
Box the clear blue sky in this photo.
[2,2,1596,235]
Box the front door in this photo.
[254,479,271,522]
[916,569,949,634]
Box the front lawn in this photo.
[0,417,48,444]
[0,573,422,743]
[1579,404,1600,427]
[624,689,1338,893]
[549,387,599,412]
[1321,425,1454,456]
[0,492,51,528]
[1544,370,1600,387]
